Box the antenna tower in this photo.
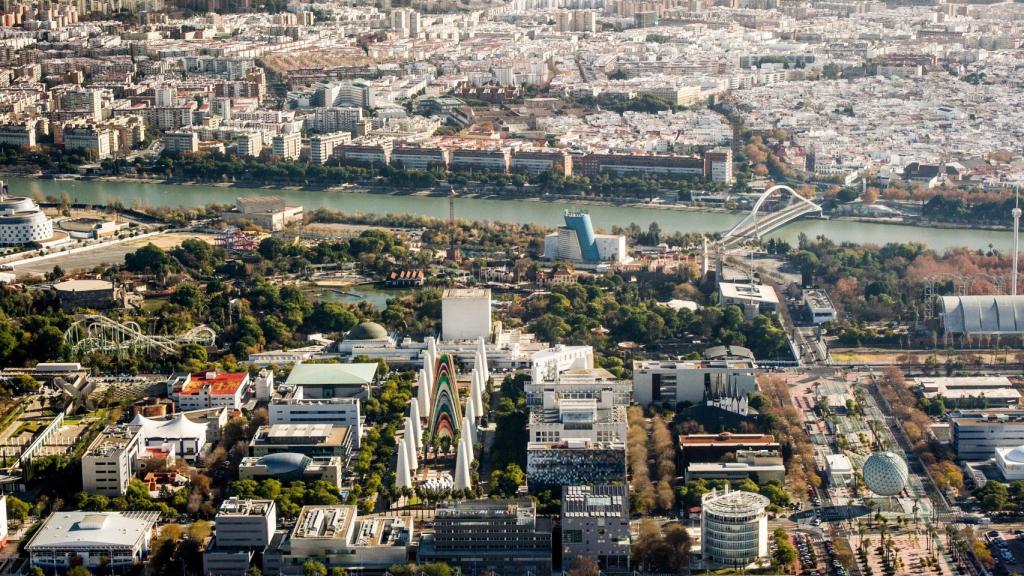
[1013,187,1021,296]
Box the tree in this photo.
[863,186,879,204]
[772,528,797,569]
[5,495,30,522]
[566,556,600,576]
[124,244,172,276]
[68,566,91,576]
[303,560,328,576]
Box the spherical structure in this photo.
[346,321,388,341]
[862,451,909,496]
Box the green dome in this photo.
[346,321,388,340]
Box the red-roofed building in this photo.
[167,371,249,411]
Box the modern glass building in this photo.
[700,487,770,567]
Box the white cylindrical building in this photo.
[0,196,53,245]
[700,488,770,567]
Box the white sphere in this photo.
[862,451,909,497]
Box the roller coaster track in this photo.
[64,314,216,357]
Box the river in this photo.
[2,175,1011,253]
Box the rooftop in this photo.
[284,363,377,387]
[442,288,491,300]
[293,505,356,540]
[218,498,275,517]
[181,371,248,396]
[26,511,161,551]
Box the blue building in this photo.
[543,210,629,264]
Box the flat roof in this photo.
[285,363,377,387]
[182,371,248,396]
[442,288,491,299]
[719,282,779,304]
[26,511,160,551]
[679,433,777,446]
[293,505,356,540]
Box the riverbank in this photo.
[33,172,1011,231]
[0,174,1014,252]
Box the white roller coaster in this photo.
[64,314,216,357]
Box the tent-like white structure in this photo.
[129,412,208,461]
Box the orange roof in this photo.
[180,371,248,396]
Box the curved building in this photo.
[0,195,53,245]
[996,445,1024,480]
[238,452,343,487]
[542,210,630,265]
[940,295,1024,335]
[700,488,770,567]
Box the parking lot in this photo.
[985,529,1024,575]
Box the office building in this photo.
[717,282,780,319]
[529,390,627,445]
[267,505,412,574]
[917,376,1021,408]
[700,487,770,567]
[82,424,142,496]
[951,410,1024,460]
[561,485,630,573]
[167,371,249,410]
[417,499,552,576]
[678,433,780,465]
[0,496,7,548]
[527,440,626,486]
[441,288,492,341]
[269,390,361,445]
[802,289,836,325]
[530,345,595,386]
[543,211,630,265]
[26,511,161,570]
[684,449,785,483]
[250,424,353,460]
[632,357,757,407]
[283,363,377,400]
[214,499,277,547]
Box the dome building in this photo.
[996,445,1024,480]
[238,451,343,488]
[700,487,770,567]
[335,321,395,354]
[862,451,909,497]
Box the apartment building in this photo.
[450,148,510,173]
[391,146,448,170]
[309,132,351,165]
[163,130,199,154]
[0,123,36,147]
[271,132,301,160]
[510,149,572,176]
